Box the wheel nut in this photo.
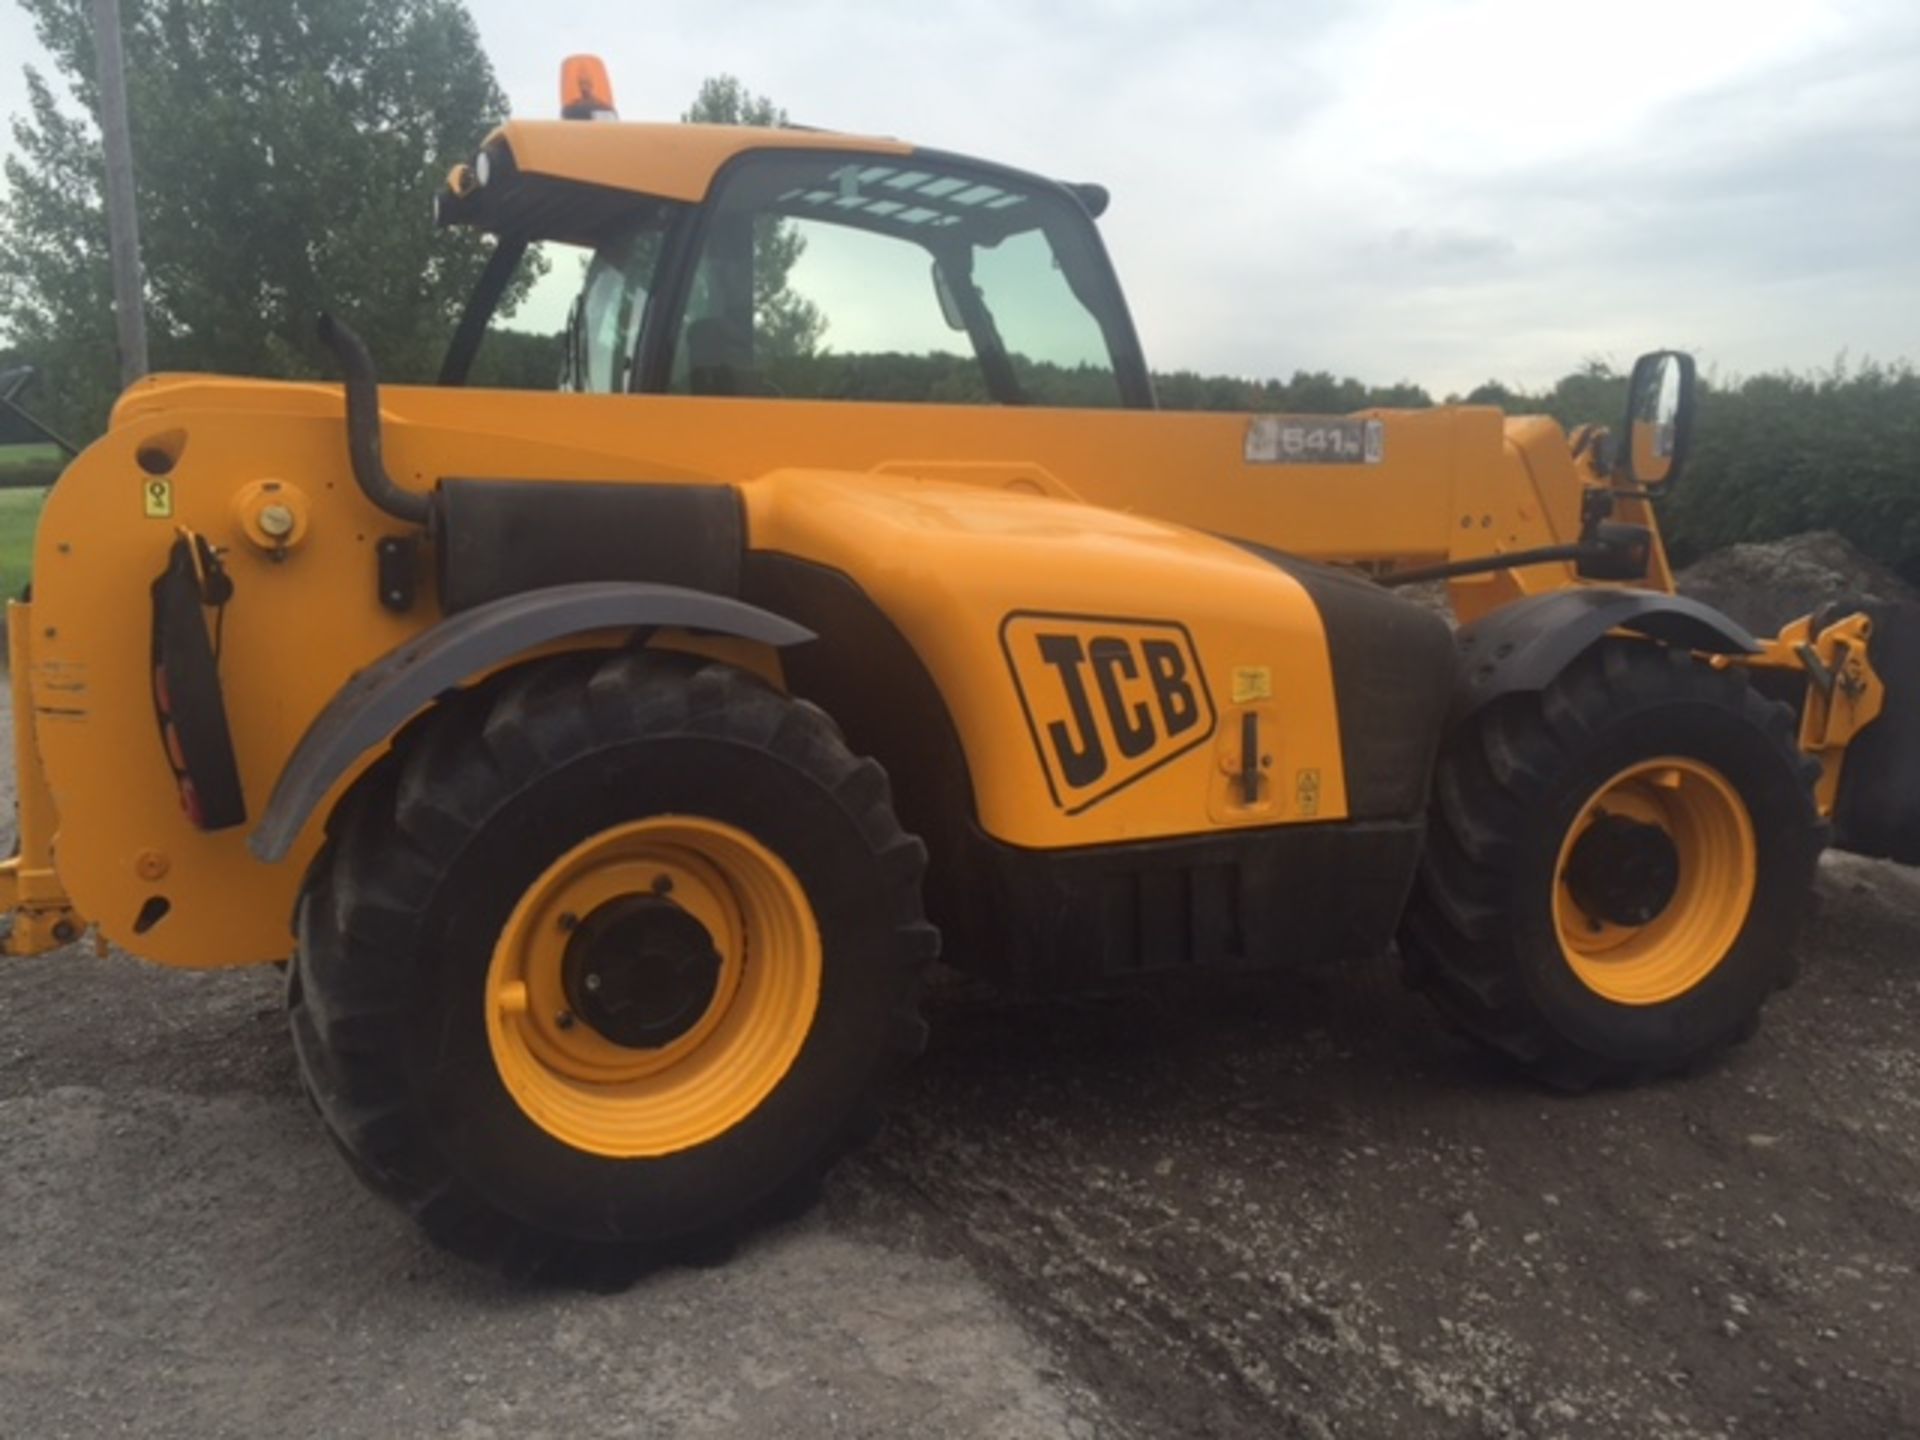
[557,912,578,932]
[652,874,673,895]
[556,1010,576,1030]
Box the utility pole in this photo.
[91,0,148,387]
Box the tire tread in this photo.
[290,649,932,1278]
[1400,640,1820,1089]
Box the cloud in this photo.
[3,0,1913,392]
[1356,227,1518,273]
[1156,0,1920,389]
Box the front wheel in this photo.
[1400,641,1822,1089]
[289,650,935,1276]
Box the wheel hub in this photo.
[561,896,723,1050]
[1563,810,1682,928]
[486,815,823,1158]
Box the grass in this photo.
[0,442,60,484]
[0,479,50,606]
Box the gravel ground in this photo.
[2,705,1918,1437]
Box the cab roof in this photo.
[487,119,913,204]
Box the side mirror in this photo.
[1618,349,1696,495]
[930,261,969,332]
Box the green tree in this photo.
[0,0,524,442]
[1539,359,1627,430]
[1152,368,1431,412]
[1662,360,1920,573]
[681,74,823,360]
[1461,379,1521,409]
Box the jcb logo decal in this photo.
[1001,613,1216,813]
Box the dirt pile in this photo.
[1677,531,1918,636]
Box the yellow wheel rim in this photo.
[484,816,821,1158]
[1552,757,1757,1006]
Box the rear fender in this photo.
[249,581,812,862]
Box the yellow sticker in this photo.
[1231,665,1273,703]
[1295,768,1322,817]
[142,476,174,518]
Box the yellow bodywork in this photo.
[0,365,1876,969]
[742,469,1347,845]
[10,376,1380,967]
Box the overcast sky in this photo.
[3,0,1916,394]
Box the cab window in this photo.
[463,196,680,393]
[667,153,1131,406]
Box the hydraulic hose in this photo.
[1378,544,1592,588]
[315,312,432,526]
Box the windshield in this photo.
[666,153,1142,406]
[443,155,1147,406]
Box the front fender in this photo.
[1453,587,1759,722]
[248,581,812,862]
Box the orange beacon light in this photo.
[560,55,617,120]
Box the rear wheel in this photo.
[1400,641,1821,1088]
[289,649,934,1276]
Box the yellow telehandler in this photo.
[3,56,1908,1272]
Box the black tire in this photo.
[1400,641,1822,1089]
[289,648,935,1277]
